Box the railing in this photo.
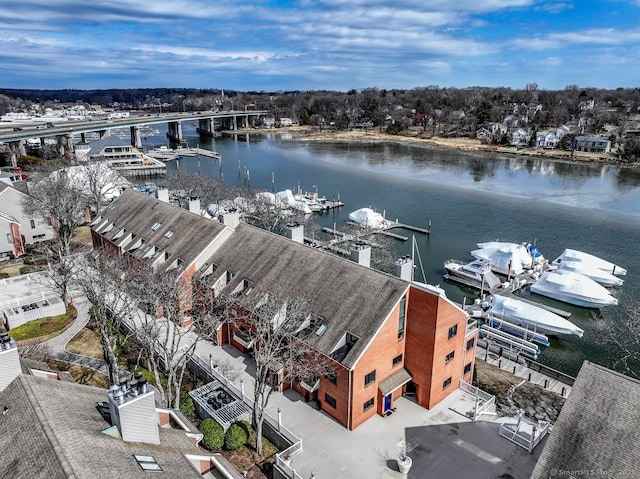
[459,380,496,420]
[523,359,575,386]
[499,420,549,452]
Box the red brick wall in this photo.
[316,362,350,427]
[404,285,468,409]
[349,298,406,430]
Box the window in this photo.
[151,222,162,231]
[164,230,174,239]
[443,377,452,389]
[464,362,472,375]
[324,393,337,409]
[466,338,475,351]
[445,351,455,363]
[397,295,406,339]
[392,354,403,367]
[448,324,458,339]
[6,234,12,244]
[134,454,162,472]
[324,369,337,384]
[30,219,36,229]
[363,398,375,411]
[364,370,376,387]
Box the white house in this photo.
[0,183,54,246]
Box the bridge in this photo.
[0,110,267,166]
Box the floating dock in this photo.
[147,147,221,162]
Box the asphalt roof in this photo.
[0,375,203,479]
[530,361,640,479]
[204,223,409,369]
[94,188,227,273]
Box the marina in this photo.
[146,146,221,162]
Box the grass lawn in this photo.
[47,359,110,388]
[0,261,25,278]
[66,328,104,359]
[11,307,76,341]
[72,226,93,248]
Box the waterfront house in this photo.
[86,136,166,176]
[536,131,560,149]
[90,190,477,430]
[572,135,611,154]
[509,128,531,147]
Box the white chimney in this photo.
[350,243,371,268]
[220,211,240,229]
[186,197,201,215]
[157,187,170,203]
[284,223,304,244]
[395,256,414,282]
[107,373,160,445]
[0,333,21,392]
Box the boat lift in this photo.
[479,325,541,359]
[485,316,550,347]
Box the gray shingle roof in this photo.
[530,361,640,479]
[95,189,227,272]
[88,134,136,155]
[204,223,409,369]
[0,375,203,479]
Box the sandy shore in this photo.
[262,125,637,167]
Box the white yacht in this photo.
[444,258,502,290]
[487,295,584,337]
[472,241,544,276]
[530,270,618,308]
[552,249,626,276]
[555,260,623,287]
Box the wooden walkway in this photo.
[476,342,574,397]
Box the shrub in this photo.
[19,266,41,275]
[224,423,248,451]
[237,419,253,438]
[179,393,195,417]
[199,418,224,451]
[0,272,9,279]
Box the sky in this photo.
[1,0,639,92]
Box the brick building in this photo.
[90,189,477,430]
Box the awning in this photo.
[379,368,412,396]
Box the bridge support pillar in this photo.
[130,126,143,149]
[166,121,186,145]
[233,114,237,131]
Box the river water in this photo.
[146,125,640,378]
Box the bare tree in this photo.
[223,287,332,455]
[22,167,88,258]
[125,264,221,409]
[599,299,640,378]
[81,161,129,216]
[73,251,139,385]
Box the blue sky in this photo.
[1,0,639,92]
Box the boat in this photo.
[471,241,544,276]
[444,258,502,290]
[530,270,618,308]
[487,295,584,337]
[552,248,626,276]
[555,260,623,287]
[348,208,388,228]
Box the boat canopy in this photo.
[348,208,388,228]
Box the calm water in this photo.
[146,124,640,378]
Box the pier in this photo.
[147,146,221,162]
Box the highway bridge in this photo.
[0,110,267,165]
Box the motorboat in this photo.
[530,270,618,308]
[472,241,544,276]
[487,295,584,337]
[552,248,626,276]
[348,208,388,228]
[444,258,502,290]
[555,260,623,287]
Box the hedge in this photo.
[199,418,224,451]
[179,393,195,417]
[224,423,248,451]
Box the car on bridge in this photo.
[12,127,22,131]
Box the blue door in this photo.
[384,393,392,412]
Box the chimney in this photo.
[0,333,21,392]
[284,222,304,244]
[186,197,201,215]
[394,256,414,282]
[350,243,371,268]
[157,187,170,203]
[107,373,160,445]
[220,211,240,229]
